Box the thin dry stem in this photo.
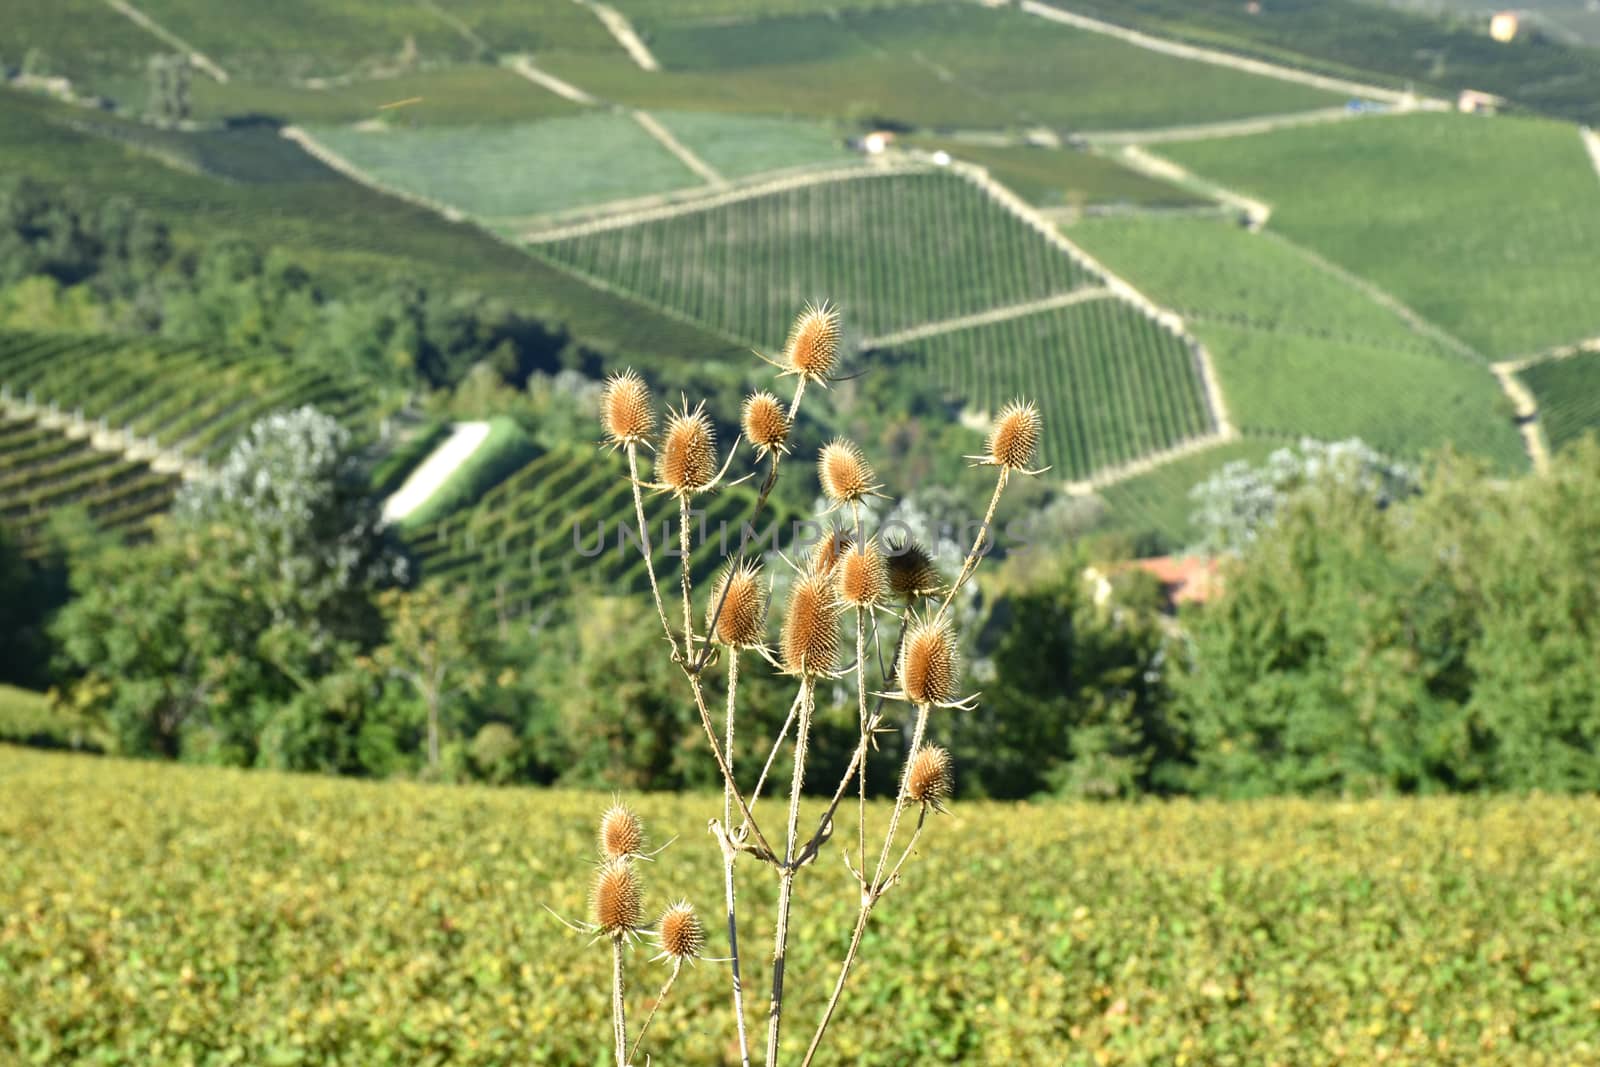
[628,443,676,649]
[612,937,628,1067]
[679,495,696,663]
[765,678,815,1067]
[936,467,1010,623]
[629,959,681,1064]
[749,688,804,814]
[723,651,753,1067]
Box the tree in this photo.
[371,584,492,774]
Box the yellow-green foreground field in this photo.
[2,747,1597,1065]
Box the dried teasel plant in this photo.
[557,301,1045,1067]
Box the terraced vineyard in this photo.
[1093,436,1285,549]
[0,412,179,555]
[651,111,853,180]
[1163,114,1600,358]
[0,331,369,463]
[408,448,803,622]
[190,67,587,126]
[535,169,1096,345]
[883,298,1216,482]
[1519,352,1600,453]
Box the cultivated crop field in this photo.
[651,111,852,180]
[1093,436,1285,548]
[885,299,1216,481]
[1518,352,1600,453]
[541,3,1345,129]
[5,746,1599,1064]
[306,117,704,223]
[1163,114,1600,358]
[1194,323,1526,471]
[911,141,1207,209]
[535,170,1096,344]
[189,67,586,126]
[407,448,803,624]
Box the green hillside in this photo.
[1164,114,1600,358]
[1093,436,1287,548]
[1519,352,1600,452]
[535,169,1097,345]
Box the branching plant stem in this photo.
[723,651,752,1067]
[765,677,815,1067]
[629,959,681,1064]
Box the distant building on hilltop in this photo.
[1084,556,1223,615]
[1457,89,1505,114]
[1489,12,1520,42]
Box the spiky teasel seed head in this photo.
[905,745,954,810]
[707,559,768,648]
[741,390,790,459]
[591,858,644,937]
[601,369,654,449]
[818,438,881,506]
[598,803,644,861]
[784,302,841,383]
[986,400,1042,471]
[807,527,854,576]
[658,402,718,495]
[836,540,887,608]
[900,614,961,706]
[886,537,943,602]
[781,571,842,676]
[656,901,705,961]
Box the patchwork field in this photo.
[534,169,1096,345]
[650,111,852,179]
[883,298,1217,481]
[306,116,703,222]
[1518,352,1600,453]
[407,448,803,623]
[1163,114,1600,358]
[0,89,738,370]
[909,141,1208,209]
[5,746,1599,1063]
[541,3,1347,128]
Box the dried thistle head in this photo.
[656,901,705,961]
[601,369,654,450]
[886,537,943,602]
[836,540,887,608]
[591,858,644,938]
[741,390,790,459]
[783,302,841,384]
[707,559,768,648]
[781,571,842,676]
[900,614,960,707]
[657,402,719,495]
[985,400,1042,471]
[818,439,881,506]
[806,527,855,576]
[904,745,953,810]
[598,803,644,861]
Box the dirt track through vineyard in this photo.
[104,0,230,82]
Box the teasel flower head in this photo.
[806,527,855,577]
[781,571,842,677]
[818,438,882,508]
[597,803,645,861]
[591,858,645,938]
[970,399,1048,474]
[600,369,654,451]
[707,559,768,649]
[654,400,727,497]
[896,613,971,709]
[655,901,705,962]
[741,390,790,460]
[885,536,943,602]
[904,745,954,812]
[836,539,887,608]
[782,302,841,385]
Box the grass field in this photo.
[535,170,1096,345]
[187,67,586,125]
[1163,114,1600,358]
[0,0,160,91]
[908,141,1206,209]
[5,745,1599,1063]
[1093,436,1287,549]
[651,111,853,179]
[1519,352,1600,453]
[0,88,740,372]
[1195,323,1526,471]
[1068,215,1446,353]
[883,298,1217,481]
[541,3,1345,129]
[306,116,703,222]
